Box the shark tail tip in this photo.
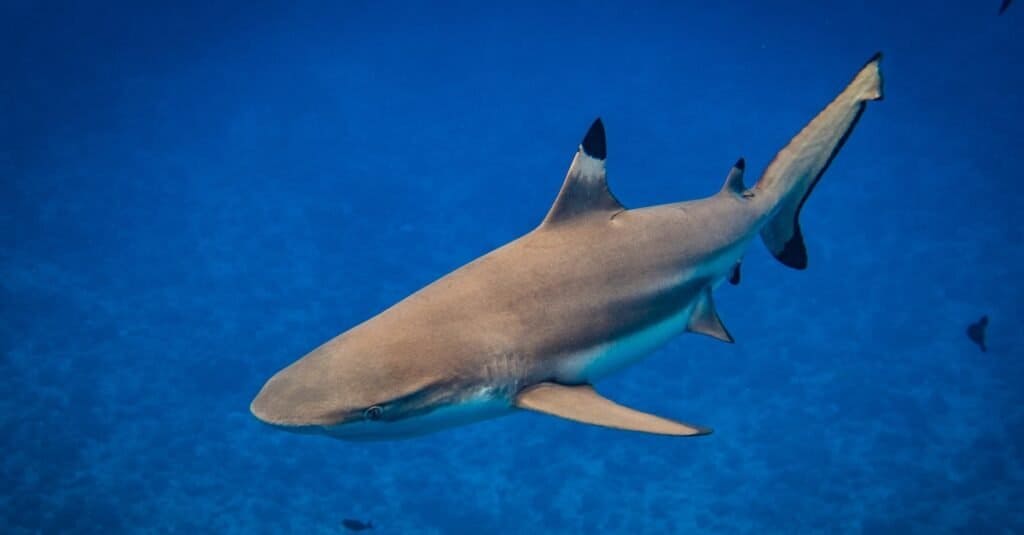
[856,51,884,102]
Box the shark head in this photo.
[250,326,512,441]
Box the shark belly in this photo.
[554,240,747,385]
[323,389,513,441]
[557,300,698,384]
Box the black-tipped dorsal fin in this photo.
[721,158,746,195]
[541,118,624,226]
[686,288,734,343]
[514,382,711,436]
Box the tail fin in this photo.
[756,53,884,269]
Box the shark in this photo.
[251,53,884,441]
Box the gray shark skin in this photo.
[251,54,884,441]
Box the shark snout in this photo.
[249,364,350,429]
[249,382,289,426]
[249,376,303,428]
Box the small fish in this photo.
[966,315,989,352]
[1000,0,1013,14]
[341,519,373,531]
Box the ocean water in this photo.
[3,1,1022,533]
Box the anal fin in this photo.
[687,288,734,343]
[728,262,741,285]
[514,382,711,436]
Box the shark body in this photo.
[251,54,884,441]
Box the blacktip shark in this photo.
[251,53,884,441]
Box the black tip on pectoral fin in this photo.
[581,118,607,160]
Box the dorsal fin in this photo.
[721,158,746,195]
[541,118,624,226]
[686,288,734,343]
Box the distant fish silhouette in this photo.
[1001,0,1013,14]
[341,519,373,531]
[966,315,989,352]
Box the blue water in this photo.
[3,2,1022,533]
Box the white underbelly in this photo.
[324,390,512,441]
[554,239,748,385]
[557,301,697,384]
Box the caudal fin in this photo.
[756,53,883,269]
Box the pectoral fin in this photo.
[514,382,711,436]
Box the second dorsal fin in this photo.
[541,118,624,226]
[721,158,746,195]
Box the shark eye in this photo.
[364,406,383,421]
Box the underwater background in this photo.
[3,1,1022,533]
